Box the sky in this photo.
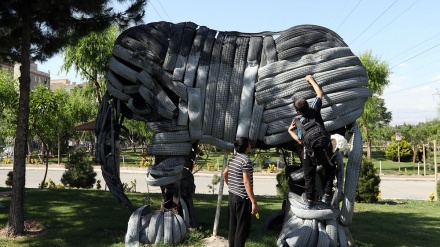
[37,0,440,126]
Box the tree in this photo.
[385,138,414,162]
[357,51,392,159]
[61,147,96,189]
[0,1,146,236]
[356,157,381,203]
[122,118,153,153]
[29,85,60,188]
[67,83,100,155]
[61,25,119,103]
[375,125,394,150]
[0,69,19,143]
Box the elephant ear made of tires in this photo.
[95,21,370,246]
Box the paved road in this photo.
[0,165,437,200]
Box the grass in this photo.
[367,149,439,176]
[0,189,439,247]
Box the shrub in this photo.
[207,174,221,194]
[5,171,13,187]
[268,164,276,173]
[437,180,440,201]
[356,157,381,203]
[61,147,96,188]
[139,160,150,167]
[47,178,56,189]
[428,192,435,202]
[276,168,289,198]
[96,179,102,190]
[255,153,270,169]
[385,140,413,162]
[2,158,12,164]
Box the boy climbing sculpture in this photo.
[288,75,336,208]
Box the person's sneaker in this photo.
[321,193,331,204]
[302,193,313,209]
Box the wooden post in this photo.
[423,144,426,176]
[398,141,401,172]
[434,140,438,201]
[213,152,229,236]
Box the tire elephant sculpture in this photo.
[94,21,370,246]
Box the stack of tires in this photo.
[98,21,370,246]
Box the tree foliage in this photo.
[61,147,96,189]
[0,69,18,143]
[122,118,153,152]
[357,51,392,159]
[29,85,60,147]
[0,0,146,236]
[356,157,381,203]
[385,138,414,162]
[61,25,118,103]
[358,51,391,95]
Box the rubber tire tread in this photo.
[147,143,193,156]
[276,31,326,53]
[340,123,362,226]
[258,47,354,80]
[195,29,217,121]
[152,130,190,144]
[145,173,182,186]
[211,35,237,138]
[147,157,186,176]
[199,135,234,152]
[224,36,249,143]
[188,87,203,141]
[163,22,184,72]
[146,119,187,133]
[203,32,225,135]
[263,210,285,231]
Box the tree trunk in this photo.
[40,143,49,189]
[367,140,372,160]
[27,139,32,164]
[58,134,61,164]
[361,122,372,160]
[8,13,31,236]
[93,69,101,104]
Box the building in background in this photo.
[13,61,50,89]
[1,61,50,89]
[1,61,78,92]
[50,79,76,92]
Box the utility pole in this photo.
[434,140,438,201]
[432,88,440,100]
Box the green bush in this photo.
[437,180,440,201]
[276,168,289,198]
[385,140,413,162]
[5,171,13,187]
[61,147,96,188]
[356,157,381,203]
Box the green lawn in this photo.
[367,150,439,176]
[1,189,439,247]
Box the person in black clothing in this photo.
[223,137,258,247]
[288,75,336,207]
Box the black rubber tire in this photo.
[203,32,225,135]
[211,35,237,139]
[224,36,249,143]
[263,210,285,231]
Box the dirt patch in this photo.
[201,235,229,247]
[0,220,46,238]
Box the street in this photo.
[0,165,437,200]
